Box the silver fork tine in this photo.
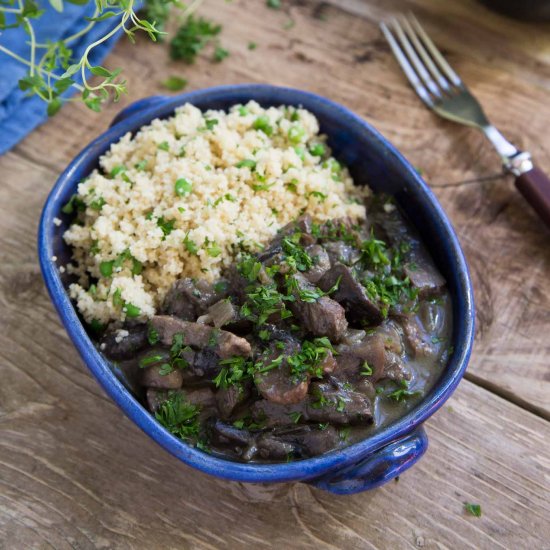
[380,22,434,107]
[399,15,451,93]
[408,13,462,88]
[389,18,442,99]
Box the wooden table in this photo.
[1,0,549,547]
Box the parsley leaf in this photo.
[170,16,221,63]
[161,76,188,91]
[464,503,482,517]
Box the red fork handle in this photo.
[515,165,550,229]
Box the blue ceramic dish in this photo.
[38,84,475,495]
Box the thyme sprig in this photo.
[0,0,198,114]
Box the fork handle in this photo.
[515,165,550,229]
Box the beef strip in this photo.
[248,434,297,460]
[303,244,331,283]
[100,324,148,359]
[334,319,410,384]
[404,253,445,299]
[216,383,251,419]
[400,316,437,357]
[372,206,445,298]
[242,425,342,460]
[253,340,309,404]
[251,380,373,427]
[286,272,348,341]
[318,263,383,325]
[161,278,227,320]
[141,365,183,389]
[208,419,254,446]
[151,315,251,358]
[324,241,361,267]
[207,298,239,328]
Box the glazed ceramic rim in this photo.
[38,84,475,483]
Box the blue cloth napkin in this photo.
[0,2,141,155]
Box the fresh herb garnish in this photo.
[308,190,327,202]
[155,392,201,441]
[170,16,221,63]
[287,337,334,381]
[281,232,313,272]
[213,45,229,62]
[147,325,159,345]
[139,354,165,368]
[124,303,141,318]
[157,216,176,237]
[61,194,85,215]
[204,118,219,130]
[99,260,114,277]
[183,232,199,255]
[464,503,482,517]
[360,361,373,376]
[161,76,188,91]
[386,380,421,402]
[235,159,257,169]
[175,177,193,196]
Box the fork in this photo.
[380,14,550,229]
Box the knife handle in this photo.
[515,165,550,229]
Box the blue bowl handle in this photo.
[308,426,428,495]
[110,95,171,128]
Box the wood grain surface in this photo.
[1,0,550,547]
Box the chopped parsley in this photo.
[205,240,222,257]
[386,380,421,402]
[235,159,257,169]
[360,361,373,376]
[157,141,170,152]
[169,16,221,63]
[183,232,199,255]
[99,260,114,277]
[89,196,106,211]
[287,337,334,381]
[308,190,327,202]
[157,216,176,237]
[147,325,159,345]
[237,254,262,282]
[175,177,193,197]
[61,194,85,215]
[124,303,141,318]
[204,118,218,130]
[161,76,188,91]
[155,392,201,441]
[464,503,482,517]
[281,232,313,272]
[109,164,127,178]
[213,45,229,62]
